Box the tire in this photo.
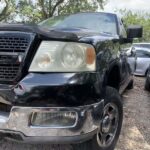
[145,70,148,77]
[127,79,134,90]
[72,87,123,150]
[145,78,150,91]
[0,133,4,142]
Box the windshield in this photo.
[39,13,118,35]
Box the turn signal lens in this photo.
[86,48,96,65]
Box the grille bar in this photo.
[0,36,29,52]
[0,32,34,82]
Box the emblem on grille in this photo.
[17,55,23,63]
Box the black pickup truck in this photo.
[0,12,142,150]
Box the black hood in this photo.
[52,27,119,43]
[0,24,78,41]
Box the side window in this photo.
[136,51,150,58]
[144,53,150,58]
[136,51,144,57]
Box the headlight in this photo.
[29,41,96,72]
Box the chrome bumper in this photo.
[0,100,104,143]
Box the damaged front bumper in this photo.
[0,100,104,143]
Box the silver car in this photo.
[127,47,150,76]
[133,43,150,49]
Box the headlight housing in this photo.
[29,41,96,72]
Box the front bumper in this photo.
[0,100,104,143]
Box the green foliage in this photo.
[58,0,106,15]
[16,0,107,23]
[58,0,97,15]
[117,9,150,42]
[0,0,16,22]
[0,0,107,23]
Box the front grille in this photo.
[0,64,20,81]
[0,32,34,82]
[0,37,29,53]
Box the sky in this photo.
[1,0,150,18]
[1,0,150,14]
[0,2,5,12]
[104,0,150,13]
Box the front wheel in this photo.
[72,87,123,150]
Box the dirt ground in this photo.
[0,77,149,150]
[116,77,150,150]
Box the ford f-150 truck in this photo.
[0,12,142,150]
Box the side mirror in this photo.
[127,25,143,39]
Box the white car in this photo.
[127,47,150,76]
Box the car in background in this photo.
[145,65,150,91]
[127,47,150,76]
[133,43,150,49]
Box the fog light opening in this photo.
[30,111,78,128]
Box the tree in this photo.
[17,0,107,23]
[58,0,99,15]
[0,0,15,22]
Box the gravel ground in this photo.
[0,77,149,150]
[116,77,150,150]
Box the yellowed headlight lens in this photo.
[29,41,96,72]
[37,53,51,69]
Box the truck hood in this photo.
[54,27,119,43]
[0,24,119,43]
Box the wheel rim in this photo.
[97,103,119,147]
